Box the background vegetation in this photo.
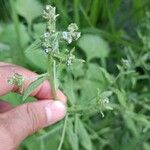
[0,0,150,149]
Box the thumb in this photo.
[1,100,66,146]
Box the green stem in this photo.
[9,0,24,65]
[80,4,93,27]
[90,0,100,26]
[53,60,58,97]
[74,0,80,26]
[105,0,115,33]
[47,54,58,99]
[67,102,98,114]
[57,114,68,150]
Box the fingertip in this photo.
[45,100,66,124]
[35,80,67,103]
[57,90,67,103]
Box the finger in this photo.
[0,100,13,113]
[1,100,66,147]
[0,62,66,102]
[36,80,66,103]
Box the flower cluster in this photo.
[42,5,58,20]
[62,23,81,44]
[121,58,130,69]
[8,73,24,92]
[41,5,82,67]
[65,53,75,66]
[41,32,59,54]
[96,90,113,117]
[42,5,59,31]
[41,32,50,53]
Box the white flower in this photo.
[62,32,68,39]
[68,38,72,44]
[44,48,49,53]
[66,54,75,66]
[103,97,109,104]
[62,32,73,44]
[46,5,50,11]
[44,32,50,38]
[72,32,81,40]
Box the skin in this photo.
[0,62,67,150]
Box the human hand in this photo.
[0,62,67,150]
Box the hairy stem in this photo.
[47,54,58,99]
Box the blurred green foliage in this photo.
[0,0,150,150]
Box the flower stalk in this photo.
[42,5,81,100]
[42,5,58,99]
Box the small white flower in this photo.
[72,32,81,40]
[66,59,72,66]
[122,59,130,68]
[62,32,73,44]
[62,32,68,39]
[103,97,109,104]
[66,54,75,66]
[44,48,49,53]
[68,38,72,44]
[44,32,50,38]
[46,5,50,11]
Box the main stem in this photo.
[46,7,58,100]
[47,54,58,99]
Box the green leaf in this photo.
[144,143,150,150]
[67,120,79,150]
[0,23,30,47]
[77,34,110,61]
[101,91,113,98]
[15,0,42,24]
[22,75,47,101]
[33,23,46,38]
[86,63,114,84]
[77,118,92,150]
[113,89,127,108]
[25,39,47,71]
[1,93,34,106]
[123,112,138,137]
[79,79,105,104]
[99,67,114,84]
[71,63,85,78]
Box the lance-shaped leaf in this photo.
[67,120,79,150]
[22,74,47,101]
[77,118,92,150]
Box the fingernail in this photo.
[45,101,66,125]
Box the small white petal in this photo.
[44,32,50,38]
[46,5,50,10]
[62,32,68,39]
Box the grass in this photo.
[0,0,150,150]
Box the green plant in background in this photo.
[0,0,150,150]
